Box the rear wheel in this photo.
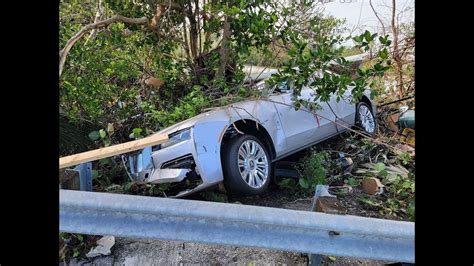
[222,134,272,195]
[355,102,376,135]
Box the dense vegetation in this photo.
[59,0,395,153]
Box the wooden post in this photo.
[59,134,168,169]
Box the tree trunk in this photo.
[186,0,199,59]
[216,14,231,80]
[391,0,404,99]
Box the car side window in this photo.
[276,80,294,93]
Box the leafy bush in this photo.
[142,86,210,129]
[59,233,99,262]
[295,149,329,193]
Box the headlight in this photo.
[160,128,192,149]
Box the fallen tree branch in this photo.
[59,1,185,77]
[59,15,151,77]
[369,0,386,35]
[84,0,104,45]
[379,95,414,107]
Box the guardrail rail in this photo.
[60,190,414,263]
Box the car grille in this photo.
[161,154,195,169]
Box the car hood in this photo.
[155,111,212,135]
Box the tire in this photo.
[355,102,377,135]
[222,134,272,195]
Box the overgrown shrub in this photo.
[279,149,329,194]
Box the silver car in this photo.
[124,76,376,197]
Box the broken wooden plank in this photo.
[59,133,168,169]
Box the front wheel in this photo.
[355,102,376,135]
[222,134,272,195]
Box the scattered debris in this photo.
[355,163,409,179]
[397,108,415,129]
[362,177,384,195]
[400,128,415,146]
[86,236,115,258]
[338,152,354,174]
[59,169,80,190]
[144,76,165,88]
[386,113,400,132]
[314,185,336,199]
[312,185,345,214]
[394,143,415,156]
[315,197,346,214]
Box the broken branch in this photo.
[59,15,151,77]
[59,1,183,78]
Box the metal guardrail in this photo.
[60,190,414,263]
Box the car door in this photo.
[303,88,339,142]
[270,86,336,152]
[330,87,357,132]
[270,91,315,152]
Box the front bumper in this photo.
[125,135,196,182]
[123,127,218,197]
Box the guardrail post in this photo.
[72,162,92,191]
[308,184,337,265]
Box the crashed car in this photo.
[124,72,376,197]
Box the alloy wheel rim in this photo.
[359,105,375,134]
[237,140,269,188]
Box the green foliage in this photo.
[104,182,170,197]
[277,178,298,192]
[60,0,374,132]
[88,127,111,146]
[130,128,143,139]
[344,177,360,187]
[60,0,188,128]
[341,46,363,57]
[59,233,99,261]
[200,190,228,202]
[295,149,329,193]
[144,86,210,129]
[368,161,415,221]
[397,152,413,166]
[266,28,391,112]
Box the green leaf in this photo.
[379,169,388,178]
[378,48,388,59]
[299,178,309,189]
[91,170,99,179]
[73,250,80,258]
[353,35,363,43]
[103,138,111,147]
[88,131,100,141]
[360,198,380,207]
[99,129,106,139]
[373,162,385,172]
[402,181,412,188]
[364,30,371,41]
[132,128,143,138]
